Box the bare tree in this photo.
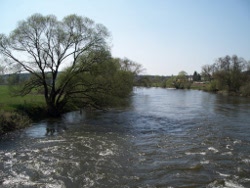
[201,64,214,81]
[119,57,144,75]
[0,14,110,116]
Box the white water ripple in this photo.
[208,147,219,153]
[99,149,114,156]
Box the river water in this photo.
[0,87,250,188]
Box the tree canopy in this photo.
[0,14,141,116]
[202,55,250,96]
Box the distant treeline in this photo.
[1,56,250,97]
[134,75,172,87]
[0,73,31,85]
[135,55,250,97]
[134,71,200,89]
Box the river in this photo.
[0,87,250,188]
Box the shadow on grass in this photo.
[11,103,48,121]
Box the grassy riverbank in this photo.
[0,111,31,135]
[0,85,46,135]
[0,85,45,111]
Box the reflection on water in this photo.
[0,87,250,187]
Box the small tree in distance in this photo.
[193,71,201,82]
[173,71,191,89]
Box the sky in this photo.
[0,0,250,75]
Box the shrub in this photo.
[0,111,31,135]
[205,80,218,92]
[240,82,250,97]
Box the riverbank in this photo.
[0,111,31,135]
[189,81,250,97]
[0,85,46,135]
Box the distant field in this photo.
[0,85,45,111]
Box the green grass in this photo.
[0,85,45,111]
[190,82,207,90]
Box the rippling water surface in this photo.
[1,88,250,187]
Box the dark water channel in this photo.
[1,87,250,188]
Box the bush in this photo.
[13,103,47,120]
[205,80,218,92]
[240,82,250,97]
[0,111,31,135]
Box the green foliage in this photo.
[202,55,250,95]
[204,80,218,92]
[240,71,250,96]
[87,70,134,108]
[165,76,176,88]
[172,71,191,89]
[134,76,152,87]
[135,72,193,89]
[134,75,169,88]
[57,50,139,110]
[240,81,250,97]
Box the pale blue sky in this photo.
[1,0,250,75]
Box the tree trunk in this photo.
[46,101,61,117]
